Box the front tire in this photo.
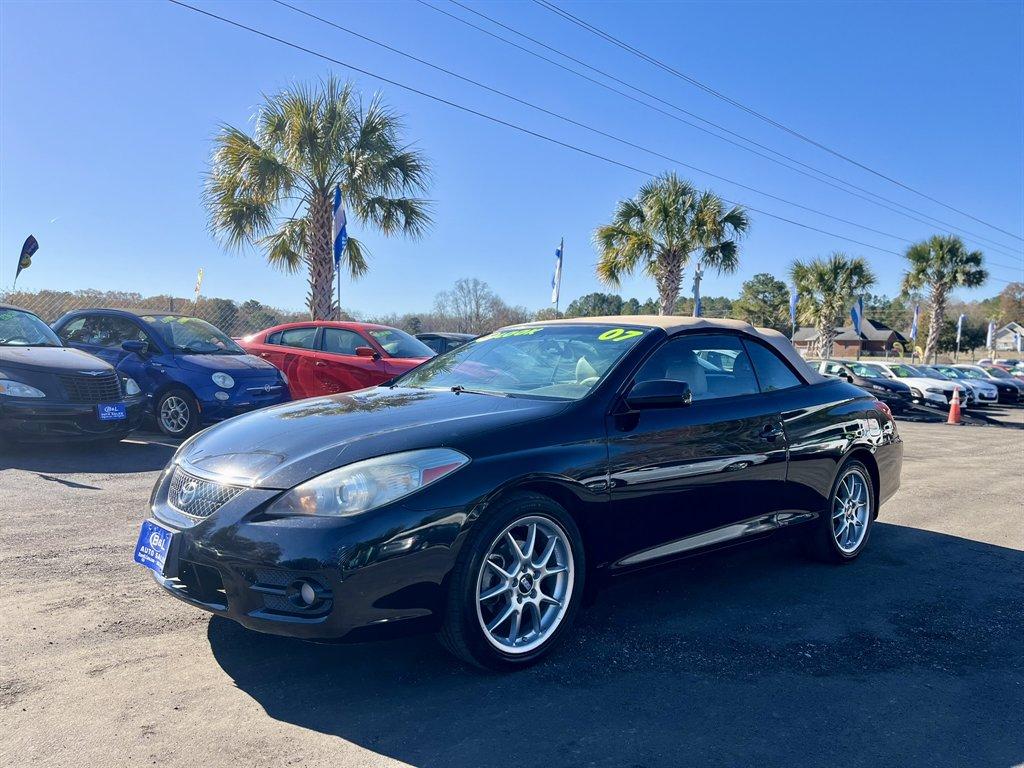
[804,459,875,563]
[439,492,585,670]
[156,388,200,437]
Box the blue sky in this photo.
[2,0,1021,317]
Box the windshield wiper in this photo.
[450,385,510,397]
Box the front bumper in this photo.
[195,383,290,424]
[0,396,144,441]
[143,467,465,642]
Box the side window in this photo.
[421,337,444,354]
[321,328,366,355]
[635,334,758,401]
[823,362,845,376]
[266,331,282,345]
[278,327,317,350]
[57,317,89,344]
[744,340,803,392]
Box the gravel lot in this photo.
[2,413,1022,768]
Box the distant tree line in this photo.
[0,288,307,337]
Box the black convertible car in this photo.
[134,317,903,669]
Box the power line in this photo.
[164,0,1014,286]
[427,0,1022,261]
[277,0,1024,276]
[533,0,1024,243]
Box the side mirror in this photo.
[625,379,692,409]
[846,375,854,383]
[355,346,380,360]
[122,340,148,357]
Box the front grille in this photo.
[168,467,243,520]
[59,372,121,403]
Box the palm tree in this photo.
[790,253,876,358]
[901,235,986,362]
[594,173,749,315]
[205,77,432,319]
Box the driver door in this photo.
[605,333,790,569]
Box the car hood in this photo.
[177,386,567,489]
[0,345,112,374]
[175,353,280,377]
[862,376,909,392]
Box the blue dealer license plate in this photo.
[134,519,174,574]
[97,402,127,421]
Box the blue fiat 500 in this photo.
[53,309,290,437]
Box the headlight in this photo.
[212,372,235,389]
[925,387,944,394]
[266,448,470,517]
[0,380,46,399]
[0,379,46,398]
[123,377,141,396]
[870,384,888,392]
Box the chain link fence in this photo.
[1,288,308,339]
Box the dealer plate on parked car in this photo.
[134,519,174,575]
[97,402,127,421]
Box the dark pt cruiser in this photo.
[1,305,145,442]
[135,317,903,669]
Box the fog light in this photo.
[214,391,229,401]
[299,581,316,606]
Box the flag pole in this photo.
[558,237,563,315]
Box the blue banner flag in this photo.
[789,288,798,328]
[850,297,864,336]
[332,185,348,268]
[910,304,920,341]
[551,240,563,305]
[986,321,995,349]
[956,313,966,345]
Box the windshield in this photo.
[141,315,244,355]
[984,367,1014,379]
[849,362,885,377]
[935,366,965,380]
[917,366,948,379]
[0,308,62,346]
[958,367,986,379]
[887,364,922,378]
[367,328,433,359]
[394,324,651,400]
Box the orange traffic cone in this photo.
[947,388,962,425]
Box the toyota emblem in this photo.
[178,479,199,505]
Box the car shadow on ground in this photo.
[207,523,1023,767]
[0,431,179,473]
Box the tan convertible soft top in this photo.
[524,315,826,384]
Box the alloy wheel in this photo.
[475,515,574,654]
[832,467,871,553]
[159,396,191,434]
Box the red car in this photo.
[239,321,433,399]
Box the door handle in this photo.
[759,423,784,441]
[259,352,269,358]
[315,361,327,367]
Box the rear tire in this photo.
[439,491,585,671]
[803,459,875,563]
[156,388,200,438]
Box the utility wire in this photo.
[533,0,1024,243]
[271,0,947,256]
[428,0,1022,261]
[165,0,1014,285]
[278,0,1023,275]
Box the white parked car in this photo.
[870,362,970,408]
[924,364,998,406]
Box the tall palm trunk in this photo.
[923,285,947,363]
[304,193,337,320]
[816,314,839,358]
[655,250,683,315]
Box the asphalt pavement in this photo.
[1,414,1021,768]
